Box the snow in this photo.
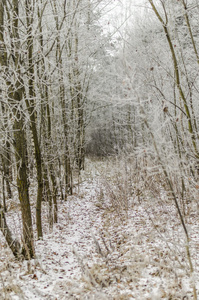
[0,159,199,299]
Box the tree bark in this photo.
[0,204,21,258]
[25,0,43,239]
[12,88,35,258]
[0,0,34,259]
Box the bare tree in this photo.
[0,0,35,258]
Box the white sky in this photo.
[100,0,148,38]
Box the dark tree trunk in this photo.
[0,204,21,258]
[13,102,35,258]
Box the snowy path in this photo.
[0,178,107,300]
[1,167,199,299]
[25,180,104,299]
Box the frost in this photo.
[0,159,199,299]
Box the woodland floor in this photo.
[0,158,199,299]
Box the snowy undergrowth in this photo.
[0,158,199,299]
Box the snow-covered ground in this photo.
[0,159,199,299]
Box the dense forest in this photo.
[0,0,199,299]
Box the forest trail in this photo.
[0,161,199,299]
[0,176,105,299]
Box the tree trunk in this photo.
[0,204,21,258]
[0,0,34,259]
[25,1,43,239]
[12,91,35,258]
